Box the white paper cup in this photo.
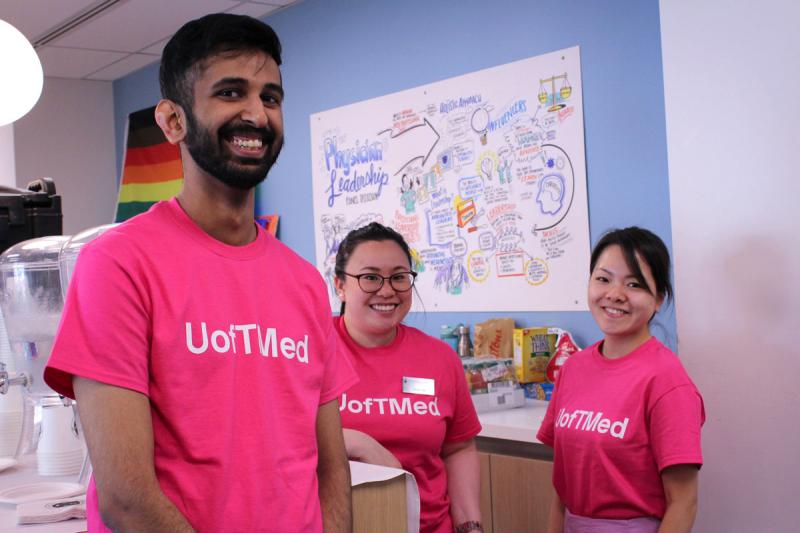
[0,383,24,413]
[37,449,85,476]
[0,411,24,457]
[37,404,83,455]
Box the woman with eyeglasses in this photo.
[333,222,484,533]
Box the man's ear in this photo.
[154,99,187,144]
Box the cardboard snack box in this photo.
[512,327,559,383]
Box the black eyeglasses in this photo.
[343,271,418,293]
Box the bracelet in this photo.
[454,520,483,533]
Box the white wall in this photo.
[0,124,15,187]
[660,1,800,531]
[13,77,118,235]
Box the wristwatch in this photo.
[454,520,483,533]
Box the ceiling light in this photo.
[0,19,43,126]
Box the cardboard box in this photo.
[513,327,559,383]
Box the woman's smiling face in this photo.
[588,244,663,356]
[334,239,413,348]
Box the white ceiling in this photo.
[0,0,300,81]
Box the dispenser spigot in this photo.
[0,362,30,395]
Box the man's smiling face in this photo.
[183,50,284,189]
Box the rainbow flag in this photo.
[115,106,183,222]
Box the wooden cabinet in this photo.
[489,454,555,533]
[352,475,408,533]
[478,439,556,533]
[479,452,494,533]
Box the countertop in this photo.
[477,399,550,444]
[0,454,86,533]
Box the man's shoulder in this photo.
[79,203,177,262]
[261,236,323,278]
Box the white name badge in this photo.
[402,376,435,396]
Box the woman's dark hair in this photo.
[590,226,673,304]
[159,13,282,110]
[334,222,413,315]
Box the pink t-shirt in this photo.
[335,317,481,533]
[537,337,704,519]
[45,199,358,532]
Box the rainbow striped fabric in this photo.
[115,106,183,222]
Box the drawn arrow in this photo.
[377,118,440,176]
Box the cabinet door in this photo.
[489,454,555,533]
[352,476,408,533]
[478,452,493,533]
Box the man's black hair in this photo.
[159,13,282,109]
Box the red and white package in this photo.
[545,330,580,383]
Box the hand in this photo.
[343,429,402,469]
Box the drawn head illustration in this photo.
[536,174,565,215]
[401,173,414,191]
[434,258,468,295]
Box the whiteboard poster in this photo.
[310,46,589,312]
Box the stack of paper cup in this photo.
[36,403,86,476]
[0,310,25,458]
[0,385,24,457]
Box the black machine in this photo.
[0,178,63,252]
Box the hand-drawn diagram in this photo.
[310,47,590,312]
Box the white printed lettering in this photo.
[610,418,629,439]
[428,397,441,416]
[556,407,630,440]
[374,398,387,414]
[186,322,208,354]
[339,394,442,418]
[574,410,590,428]
[568,411,579,428]
[280,337,296,359]
[234,324,257,354]
[227,326,237,354]
[296,335,308,363]
[348,399,363,414]
[184,322,310,365]
[259,327,278,357]
[390,397,412,415]
[211,330,230,353]
[584,411,603,431]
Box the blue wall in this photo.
[113,0,674,349]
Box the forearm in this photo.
[547,493,564,533]
[659,464,699,533]
[317,399,352,532]
[443,441,481,525]
[99,488,194,532]
[657,500,697,533]
[343,428,369,461]
[318,455,352,533]
[74,377,194,532]
[343,428,401,468]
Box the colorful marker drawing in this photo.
[311,47,590,312]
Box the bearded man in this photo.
[45,13,357,533]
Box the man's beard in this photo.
[183,109,283,190]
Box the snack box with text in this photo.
[513,327,559,383]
